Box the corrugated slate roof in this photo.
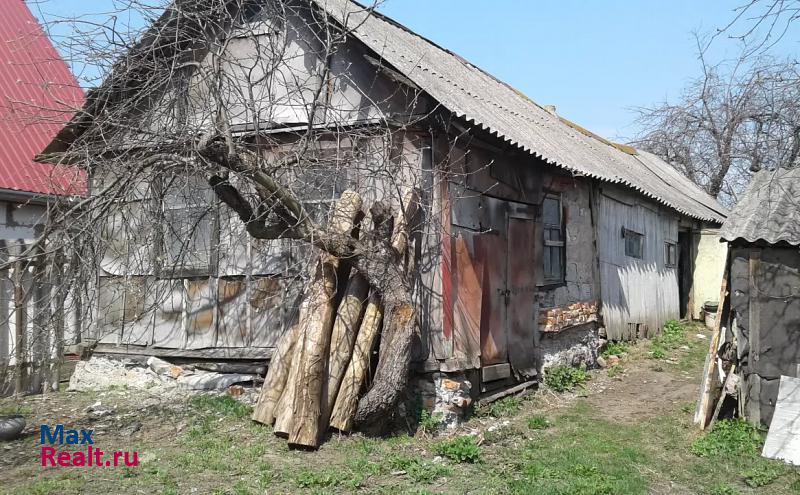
[720,167,800,246]
[316,0,727,223]
[0,0,85,196]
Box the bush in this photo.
[433,435,481,463]
[544,365,590,392]
[690,419,763,458]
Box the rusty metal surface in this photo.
[317,0,727,224]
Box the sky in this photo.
[29,0,800,141]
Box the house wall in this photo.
[90,4,434,357]
[594,184,680,341]
[690,229,727,320]
[422,137,600,389]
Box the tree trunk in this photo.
[328,292,383,432]
[353,297,415,428]
[252,323,300,425]
[272,331,302,437]
[322,272,369,423]
[286,191,363,448]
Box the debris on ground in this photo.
[68,356,258,395]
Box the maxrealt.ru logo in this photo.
[40,424,139,467]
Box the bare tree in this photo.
[3,0,477,446]
[633,48,800,206]
[717,0,800,52]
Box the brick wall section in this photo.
[539,300,599,333]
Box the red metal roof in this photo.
[0,0,85,197]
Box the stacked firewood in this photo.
[252,190,416,448]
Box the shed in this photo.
[718,167,800,427]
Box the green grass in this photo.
[417,408,443,434]
[690,419,763,457]
[190,394,253,419]
[602,341,629,359]
[607,363,625,378]
[505,402,649,494]
[648,319,695,362]
[527,414,550,430]
[544,364,590,392]
[389,454,452,483]
[5,328,800,495]
[433,435,481,463]
[688,419,792,491]
[474,395,523,418]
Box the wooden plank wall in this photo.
[595,185,680,341]
[0,241,81,395]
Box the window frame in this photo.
[157,175,218,278]
[542,193,566,284]
[622,228,644,259]
[664,241,677,268]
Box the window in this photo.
[542,195,565,283]
[160,176,214,275]
[623,228,644,259]
[665,242,677,267]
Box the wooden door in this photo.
[506,216,539,379]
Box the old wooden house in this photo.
[716,167,800,427]
[39,0,727,401]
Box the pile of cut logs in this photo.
[252,190,416,449]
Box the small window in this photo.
[543,195,565,283]
[161,176,214,274]
[665,242,677,267]
[623,228,644,259]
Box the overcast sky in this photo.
[30,0,800,141]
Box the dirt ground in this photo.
[0,323,796,494]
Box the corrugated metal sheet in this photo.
[0,0,85,196]
[720,167,800,246]
[316,0,727,223]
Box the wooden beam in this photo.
[694,249,730,428]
